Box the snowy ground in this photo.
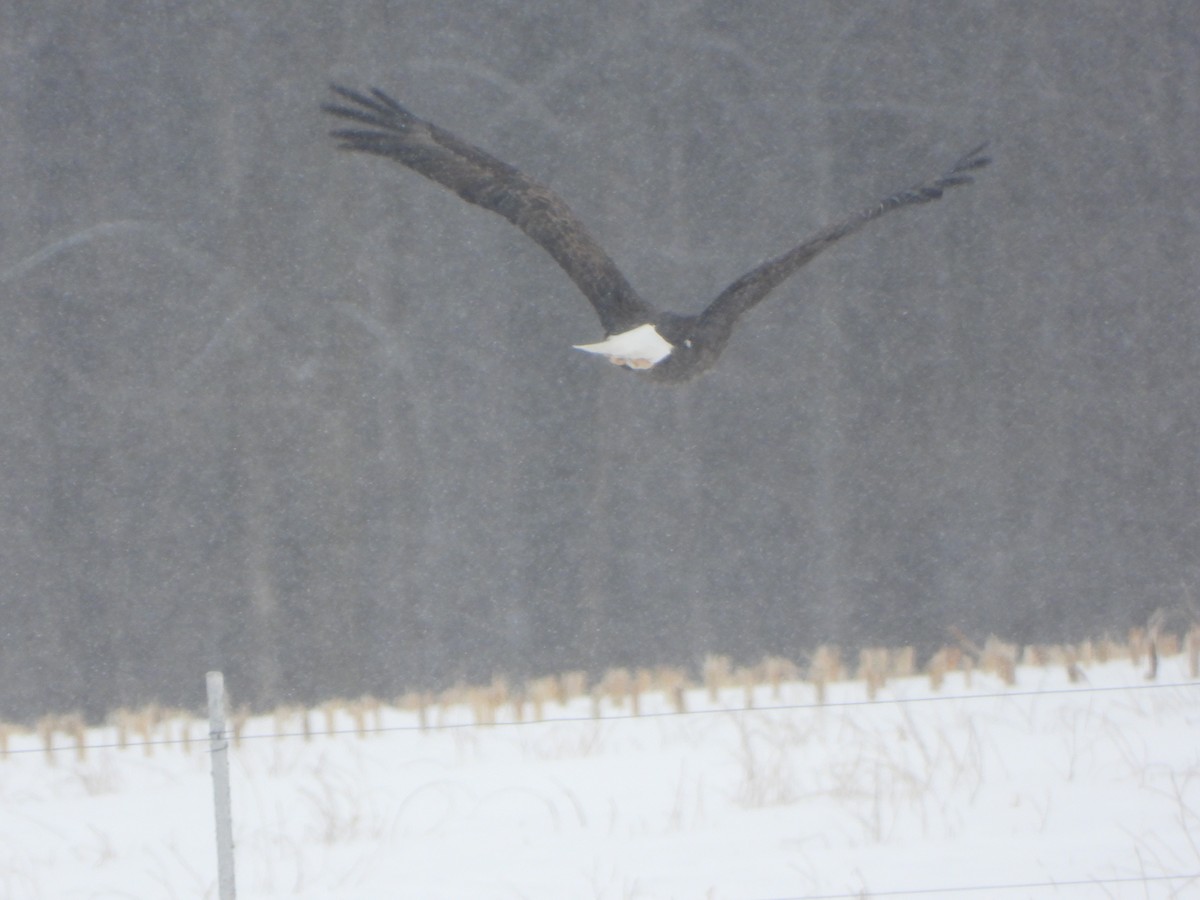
[1,655,1197,899]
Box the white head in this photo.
[572,323,675,370]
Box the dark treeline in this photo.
[1,3,1197,720]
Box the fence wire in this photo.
[2,677,1195,757]
[771,870,1200,898]
[3,675,1196,899]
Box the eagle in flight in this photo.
[323,85,989,382]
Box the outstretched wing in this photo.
[323,85,652,335]
[699,144,991,333]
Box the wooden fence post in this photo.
[206,671,237,899]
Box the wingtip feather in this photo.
[324,83,414,123]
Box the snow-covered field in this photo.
[2,654,1197,899]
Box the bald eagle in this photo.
[323,85,989,382]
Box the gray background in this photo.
[2,1,1197,719]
